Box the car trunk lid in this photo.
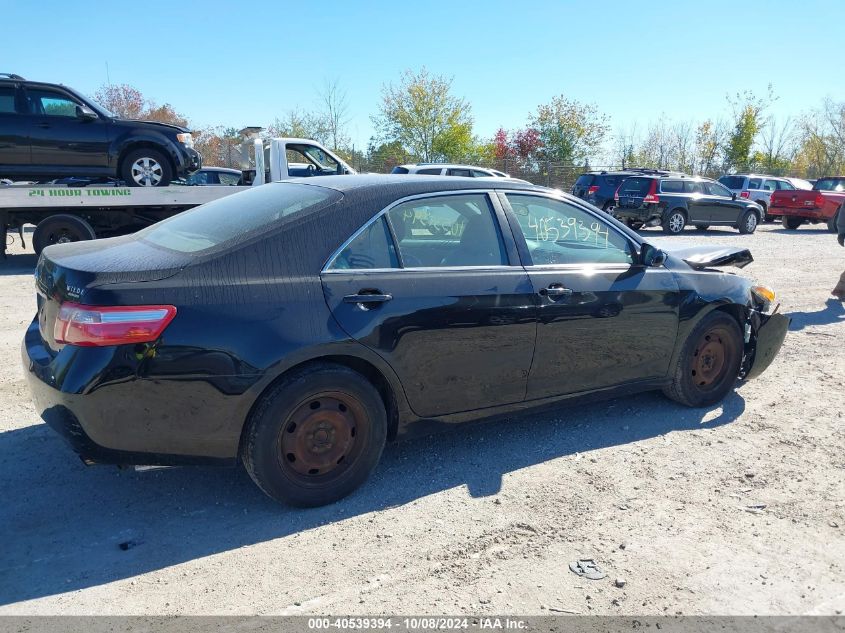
[35,235,189,351]
[770,189,822,209]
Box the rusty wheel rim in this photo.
[279,391,364,478]
[691,326,730,389]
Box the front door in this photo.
[321,192,537,418]
[501,192,681,399]
[22,86,109,173]
[703,180,740,224]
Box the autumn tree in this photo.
[93,83,188,127]
[528,95,609,165]
[373,68,473,162]
[724,88,773,172]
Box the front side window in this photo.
[506,194,635,266]
[328,216,399,270]
[387,194,506,268]
[26,89,79,117]
[286,144,341,176]
[776,180,795,191]
[471,170,492,178]
[704,181,732,197]
[763,179,779,191]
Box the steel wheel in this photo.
[278,391,366,479]
[691,327,731,390]
[130,156,164,186]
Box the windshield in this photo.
[138,182,340,254]
[814,178,845,192]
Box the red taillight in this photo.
[54,302,177,347]
[587,185,599,195]
[740,191,750,198]
[814,193,824,207]
[642,179,660,204]
[613,186,620,202]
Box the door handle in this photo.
[539,285,573,297]
[343,292,393,304]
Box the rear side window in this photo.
[328,217,399,270]
[602,176,621,187]
[748,178,762,189]
[618,177,652,195]
[684,181,702,194]
[660,180,684,193]
[416,168,442,175]
[391,166,410,174]
[0,87,16,114]
[387,194,506,268]
[139,183,340,254]
[447,168,472,177]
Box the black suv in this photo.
[572,169,676,211]
[613,174,764,234]
[0,74,201,186]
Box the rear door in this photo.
[23,85,109,171]
[500,192,680,398]
[321,191,537,418]
[0,83,30,171]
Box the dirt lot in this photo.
[0,223,843,616]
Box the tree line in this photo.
[94,70,845,185]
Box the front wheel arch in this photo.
[117,142,176,184]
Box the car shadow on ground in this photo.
[768,227,834,235]
[0,252,37,276]
[0,390,745,606]
[786,298,845,331]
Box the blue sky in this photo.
[2,0,841,152]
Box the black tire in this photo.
[781,216,803,230]
[120,147,173,187]
[241,362,387,507]
[602,201,615,216]
[32,214,96,256]
[694,224,710,231]
[662,311,743,408]
[738,210,759,234]
[662,209,686,234]
[827,207,842,233]
[625,219,644,230]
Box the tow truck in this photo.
[0,137,355,256]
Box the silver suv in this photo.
[718,174,812,221]
[392,163,518,179]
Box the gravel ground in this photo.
[0,223,843,616]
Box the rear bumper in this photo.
[768,207,830,220]
[22,318,244,466]
[743,312,790,380]
[614,205,662,223]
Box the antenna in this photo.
[105,61,111,86]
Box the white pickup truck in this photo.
[0,137,355,256]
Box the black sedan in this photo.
[23,176,789,506]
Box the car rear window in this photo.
[138,182,341,254]
[660,180,684,193]
[719,176,746,190]
[814,178,845,192]
[391,166,410,174]
[618,177,652,195]
[575,174,595,187]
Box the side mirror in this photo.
[76,105,98,121]
[641,242,667,267]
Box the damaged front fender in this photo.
[741,309,790,380]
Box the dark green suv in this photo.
[613,174,764,234]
